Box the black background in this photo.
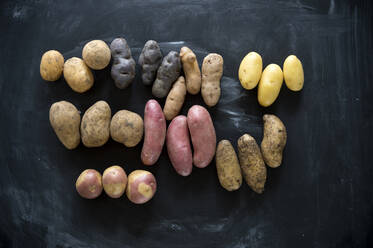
[0,0,372,247]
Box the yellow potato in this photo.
[40,50,64,81]
[283,55,304,91]
[257,64,283,107]
[238,52,262,90]
[63,57,94,93]
[180,47,201,95]
[163,76,186,121]
[82,40,111,70]
[201,53,224,107]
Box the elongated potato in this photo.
[215,140,242,191]
[283,55,304,91]
[81,101,111,147]
[76,169,103,199]
[257,64,283,107]
[126,170,157,204]
[110,110,143,147]
[180,46,201,94]
[102,165,127,198]
[201,53,224,107]
[163,76,186,121]
[82,40,111,70]
[187,105,216,168]
[237,134,267,194]
[141,100,166,166]
[63,57,94,93]
[49,101,80,149]
[40,50,64,81]
[238,52,262,90]
[261,114,287,168]
[166,116,193,176]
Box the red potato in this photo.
[102,165,127,198]
[187,105,216,168]
[166,115,193,176]
[126,170,157,204]
[141,100,166,166]
[75,169,103,199]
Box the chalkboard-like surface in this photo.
[0,0,372,247]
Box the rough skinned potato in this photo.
[126,170,157,204]
[81,101,111,147]
[102,165,127,198]
[215,140,242,191]
[82,40,111,70]
[63,57,94,93]
[261,114,287,168]
[201,53,223,107]
[180,46,201,94]
[138,40,163,85]
[49,101,81,150]
[110,110,143,147]
[40,50,64,81]
[76,169,103,199]
[237,134,267,194]
[283,55,304,91]
[238,52,262,90]
[257,64,283,107]
[163,76,186,121]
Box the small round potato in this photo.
[63,57,94,93]
[238,52,262,90]
[126,170,157,204]
[40,50,64,81]
[110,110,144,147]
[102,165,128,198]
[82,40,111,70]
[76,169,103,199]
[283,55,304,91]
[257,64,283,107]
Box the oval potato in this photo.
[63,57,94,93]
[126,170,157,204]
[102,165,127,198]
[238,51,262,90]
[163,76,186,121]
[76,169,103,199]
[257,64,283,107]
[283,55,304,91]
[110,110,143,147]
[40,50,64,81]
[82,40,111,70]
[201,53,224,107]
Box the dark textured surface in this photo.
[0,0,372,247]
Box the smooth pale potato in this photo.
[40,50,64,81]
[238,52,262,90]
[63,57,94,93]
[126,170,157,204]
[110,110,143,147]
[180,46,201,95]
[215,140,242,191]
[283,55,304,91]
[201,53,224,107]
[81,101,111,147]
[76,169,103,199]
[163,76,186,121]
[82,40,111,70]
[257,64,283,107]
[102,165,127,198]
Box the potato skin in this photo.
[141,100,166,166]
[257,64,283,107]
[261,114,287,168]
[201,53,224,107]
[180,46,201,95]
[187,105,216,168]
[49,101,80,149]
[283,55,304,91]
[138,40,162,85]
[76,169,103,199]
[81,101,111,147]
[237,134,267,194]
[102,165,127,198]
[163,76,186,121]
[63,57,94,93]
[82,40,111,70]
[110,110,143,147]
[166,115,193,176]
[215,140,242,191]
[126,170,157,204]
[40,50,64,81]
[238,52,262,90]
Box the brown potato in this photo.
[81,101,111,147]
[49,101,80,149]
[63,57,94,93]
[237,134,267,194]
[82,40,111,70]
[102,165,127,198]
[40,50,64,81]
[261,114,287,168]
[163,76,186,121]
[76,169,103,199]
[180,46,201,94]
[126,170,157,204]
[110,110,143,147]
[201,53,224,107]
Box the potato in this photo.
[238,52,262,90]
[283,55,304,91]
[180,46,201,95]
[81,101,111,147]
[187,105,216,168]
[126,170,157,204]
[138,40,163,85]
[76,169,103,199]
[201,53,224,107]
[141,100,166,166]
[49,101,81,150]
[82,40,111,70]
[215,140,242,191]
[237,134,267,194]
[163,76,186,121]
[63,57,94,93]
[110,110,143,147]
[110,38,136,89]
[102,165,127,198]
[166,115,193,176]
[152,51,181,98]
[261,114,287,168]
[40,50,64,81]
[257,64,283,107]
